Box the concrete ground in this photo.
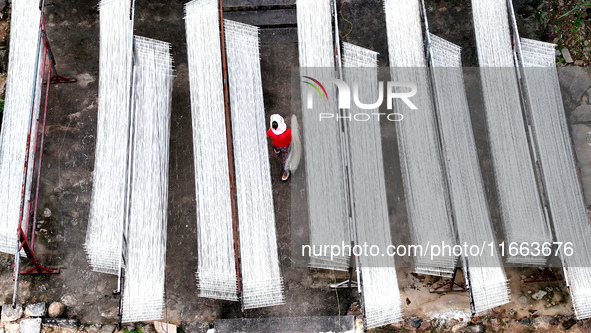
[0,0,590,332]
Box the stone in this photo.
[42,326,76,333]
[5,324,19,333]
[346,302,361,316]
[47,302,65,318]
[98,324,116,333]
[75,73,96,88]
[154,322,177,333]
[533,316,553,326]
[137,325,155,333]
[2,304,24,322]
[42,208,51,218]
[563,318,577,329]
[571,105,591,123]
[20,318,42,333]
[408,316,421,328]
[80,324,101,333]
[562,48,574,63]
[468,324,484,333]
[450,323,468,333]
[521,15,540,38]
[41,318,78,329]
[181,322,210,333]
[518,296,529,305]
[558,66,591,102]
[24,303,47,317]
[520,318,532,326]
[60,296,75,308]
[550,317,559,325]
[100,307,118,321]
[575,60,585,66]
[419,321,431,330]
[532,290,547,300]
[537,2,550,11]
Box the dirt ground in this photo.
[0,0,590,332]
[0,0,356,327]
[516,0,591,65]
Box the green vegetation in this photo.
[123,327,144,333]
[545,1,591,64]
[558,2,591,20]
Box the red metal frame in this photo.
[524,268,563,283]
[44,32,76,85]
[429,268,468,293]
[14,9,75,277]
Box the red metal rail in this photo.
[12,6,76,305]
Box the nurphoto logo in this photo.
[302,76,418,122]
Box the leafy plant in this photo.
[573,12,583,27]
[124,327,144,333]
[558,3,591,20]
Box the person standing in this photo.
[267,114,292,181]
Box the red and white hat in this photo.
[270,114,287,135]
